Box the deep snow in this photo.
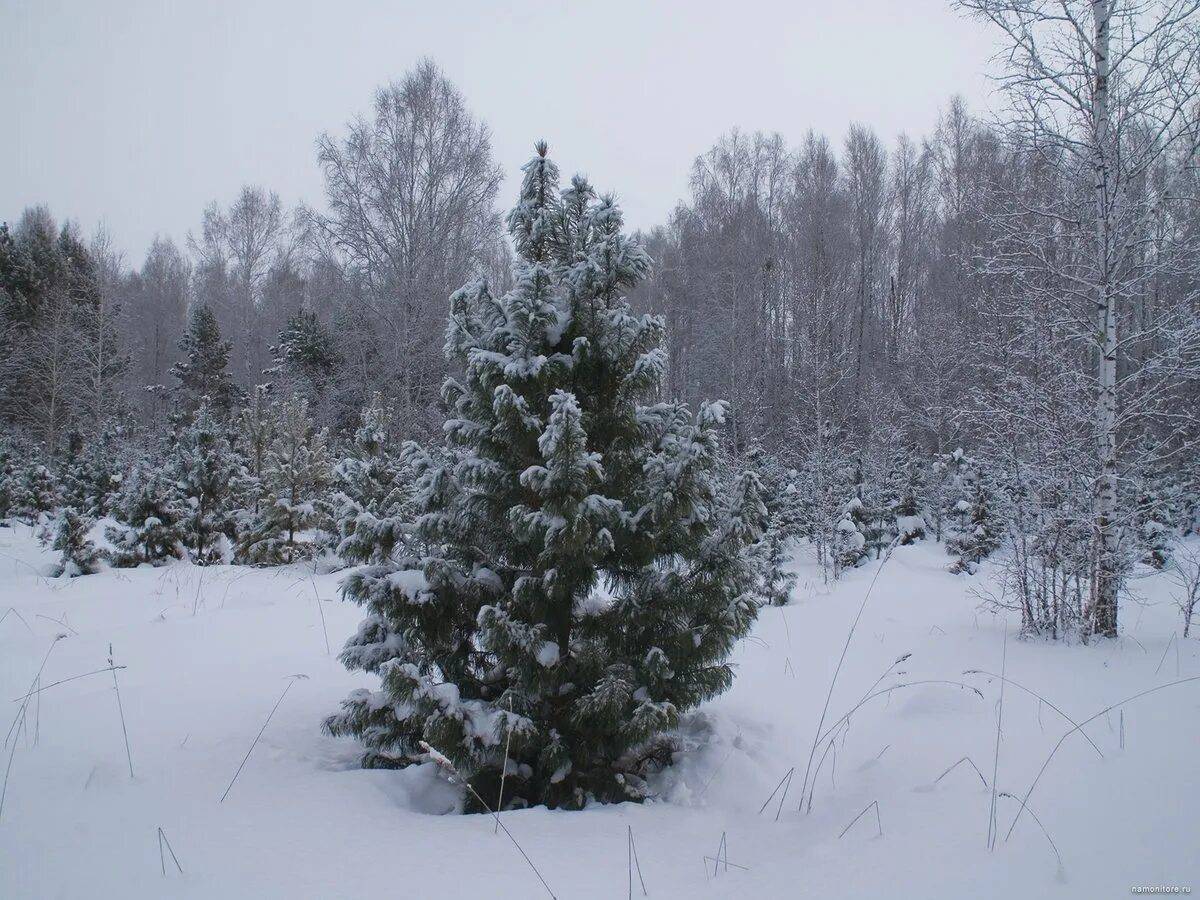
[1,522,1197,899]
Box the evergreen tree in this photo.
[835,457,871,573]
[171,304,246,414]
[106,469,185,566]
[326,145,765,811]
[170,401,242,564]
[0,221,42,325]
[236,395,331,565]
[15,462,58,522]
[271,311,340,412]
[743,443,800,606]
[794,419,856,579]
[60,427,121,517]
[929,447,973,542]
[893,453,927,545]
[332,395,413,565]
[1131,458,1180,570]
[947,473,1001,575]
[48,507,101,576]
[234,383,278,518]
[0,438,17,522]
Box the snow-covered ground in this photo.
[2,522,1197,899]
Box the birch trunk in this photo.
[1090,0,1120,637]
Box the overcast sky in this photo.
[2,0,999,263]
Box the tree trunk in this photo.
[1090,0,1119,638]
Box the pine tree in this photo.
[236,395,331,565]
[835,457,871,573]
[743,443,800,606]
[170,401,242,564]
[234,383,278,519]
[326,144,765,811]
[15,462,58,523]
[60,427,122,517]
[271,311,340,411]
[0,438,18,522]
[1132,459,1180,570]
[48,507,101,576]
[332,395,413,565]
[794,419,855,579]
[106,469,185,567]
[893,453,927,545]
[0,221,42,324]
[929,447,973,542]
[947,473,1000,575]
[171,304,246,414]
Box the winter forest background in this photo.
[3,2,1200,894]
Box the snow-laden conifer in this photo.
[170,401,242,564]
[106,469,186,566]
[332,395,412,566]
[48,507,101,576]
[0,439,18,521]
[743,443,801,605]
[947,470,1000,575]
[61,427,122,517]
[236,395,331,565]
[326,144,765,810]
[172,304,245,415]
[15,462,58,523]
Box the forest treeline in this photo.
[4,1,1200,644]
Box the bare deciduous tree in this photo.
[309,59,504,435]
[959,0,1200,636]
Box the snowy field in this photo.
[1,522,1197,899]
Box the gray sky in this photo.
[1,0,998,263]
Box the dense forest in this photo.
[4,0,1200,654]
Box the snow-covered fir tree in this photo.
[60,427,122,517]
[106,469,186,566]
[271,311,340,416]
[15,462,58,523]
[234,383,278,519]
[1128,444,1182,570]
[326,145,766,811]
[794,419,855,580]
[929,447,973,542]
[0,438,17,521]
[236,395,331,565]
[332,395,413,566]
[170,401,243,564]
[834,457,872,573]
[47,506,101,576]
[743,442,800,605]
[892,453,927,545]
[172,304,246,415]
[947,471,1000,575]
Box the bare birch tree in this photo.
[959,0,1200,635]
[309,59,504,435]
